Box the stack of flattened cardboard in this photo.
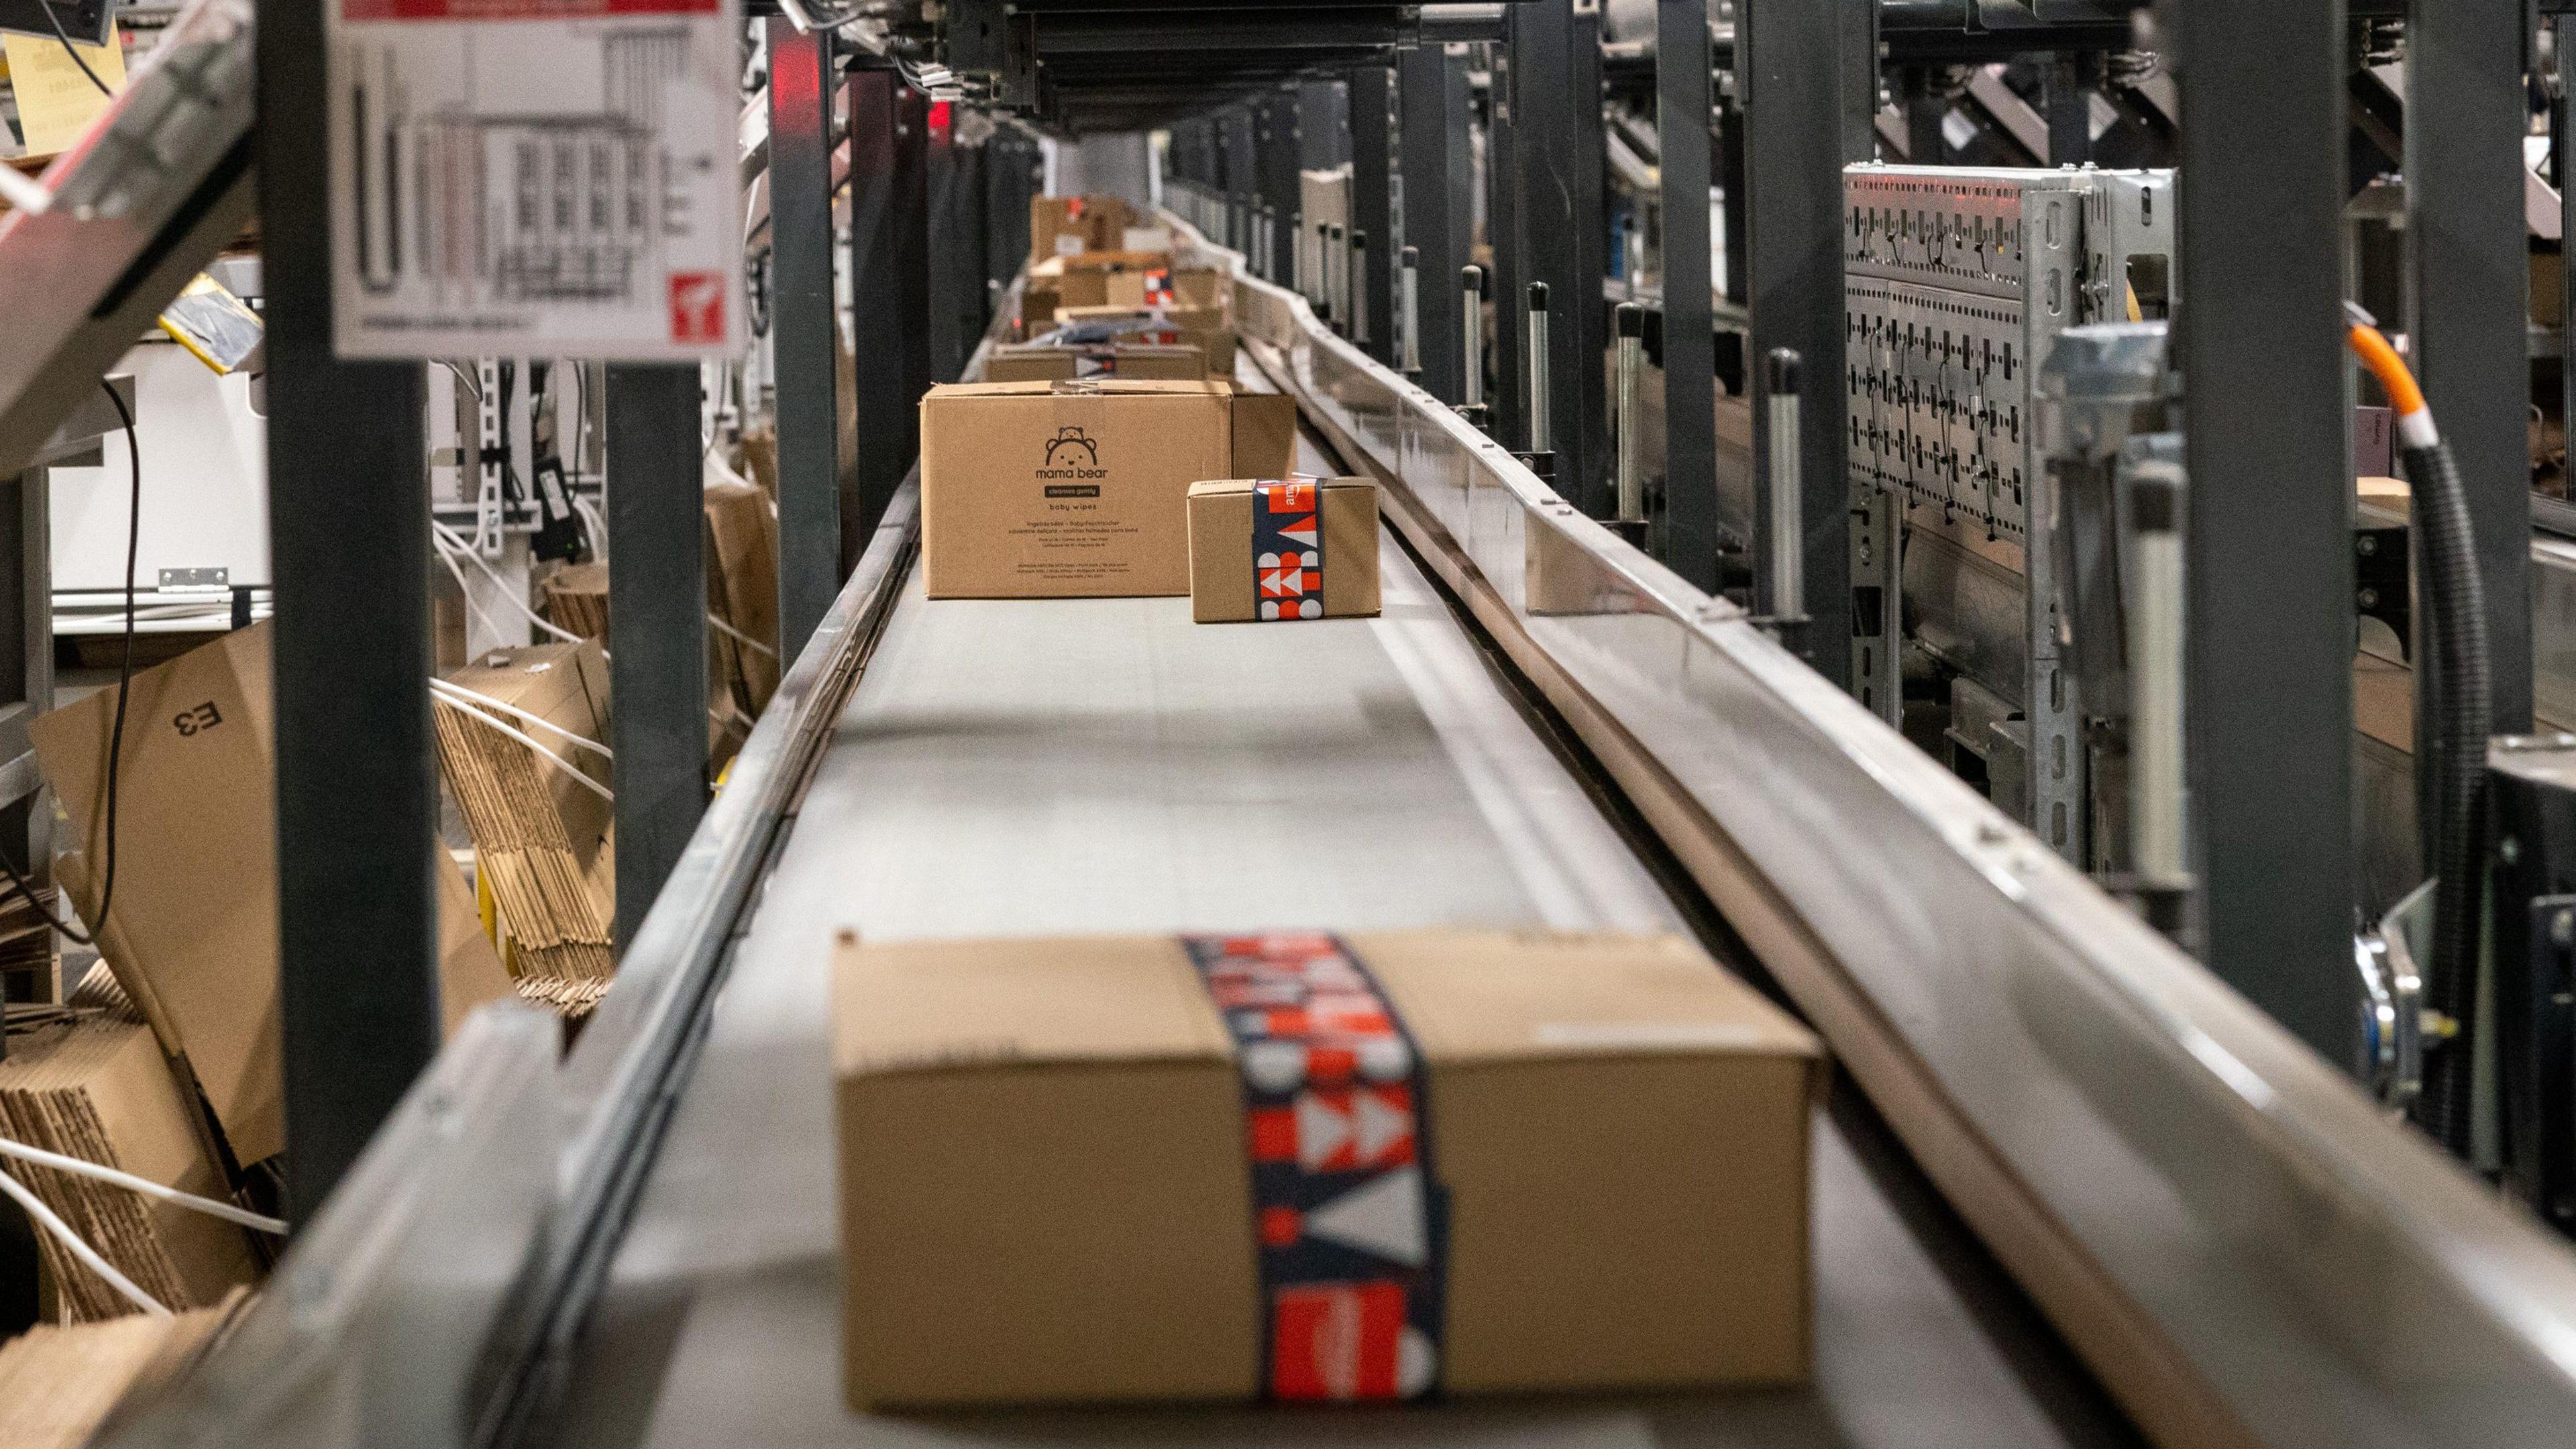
[0,883,60,1002]
[29,623,516,1171]
[435,641,616,1016]
[0,1008,260,1322]
[542,562,610,641]
[0,1291,239,1446]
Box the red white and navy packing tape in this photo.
[1253,481,1325,621]
[1183,933,1446,1401]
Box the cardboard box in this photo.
[1052,305,1238,378]
[543,561,610,640]
[0,1291,237,1444]
[1106,266,1228,313]
[1028,193,1137,264]
[435,641,617,1016]
[704,471,782,715]
[0,1010,262,1322]
[918,380,1297,598]
[983,343,1209,384]
[835,929,1821,1409]
[30,624,515,1166]
[1187,478,1382,622]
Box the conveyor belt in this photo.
[543,411,2135,1447]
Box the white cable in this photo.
[434,544,517,655]
[0,1164,170,1318]
[0,163,53,215]
[429,678,612,758]
[573,496,608,562]
[0,1136,286,1235]
[433,694,614,803]
[705,612,777,659]
[431,522,585,645]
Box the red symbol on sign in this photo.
[669,271,726,343]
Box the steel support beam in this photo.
[2408,0,2533,745]
[1657,0,1719,592]
[1348,64,1397,362]
[1739,0,1860,679]
[606,365,711,955]
[847,64,930,564]
[1487,38,1524,445]
[1258,90,1303,284]
[262,0,439,1220]
[1398,42,1473,402]
[2175,1,2355,1059]
[1505,0,1609,511]
[767,21,841,666]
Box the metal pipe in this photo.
[1350,227,1369,345]
[1525,281,1552,455]
[2129,468,2187,892]
[1400,244,1421,374]
[1763,347,1805,621]
[1614,303,1646,522]
[1461,264,1486,409]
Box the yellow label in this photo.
[3,21,125,159]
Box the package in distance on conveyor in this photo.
[833,929,1821,1409]
[918,378,1294,598]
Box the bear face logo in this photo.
[1044,427,1099,468]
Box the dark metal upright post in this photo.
[2408,0,2533,740]
[1348,64,1397,364]
[1506,0,1610,513]
[894,84,932,462]
[1487,40,1524,447]
[2174,1,2355,1059]
[1738,0,1856,680]
[767,21,841,666]
[847,63,929,561]
[1258,91,1302,284]
[1657,0,1719,592]
[605,366,710,954]
[262,0,439,1219]
[1399,42,1472,403]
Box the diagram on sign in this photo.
[327,2,741,358]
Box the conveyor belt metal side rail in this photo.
[1172,211,2576,1449]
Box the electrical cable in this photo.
[0,1163,169,1318]
[428,677,613,757]
[2347,305,2489,1156]
[431,520,586,645]
[0,1134,287,1235]
[431,694,614,803]
[705,612,777,659]
[36,1,111,98]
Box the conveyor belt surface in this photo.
[545,426,2133,1448]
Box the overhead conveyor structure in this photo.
[85,235,2576,1449]
[5,2,2576,1446]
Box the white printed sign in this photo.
[326,0,743,358]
